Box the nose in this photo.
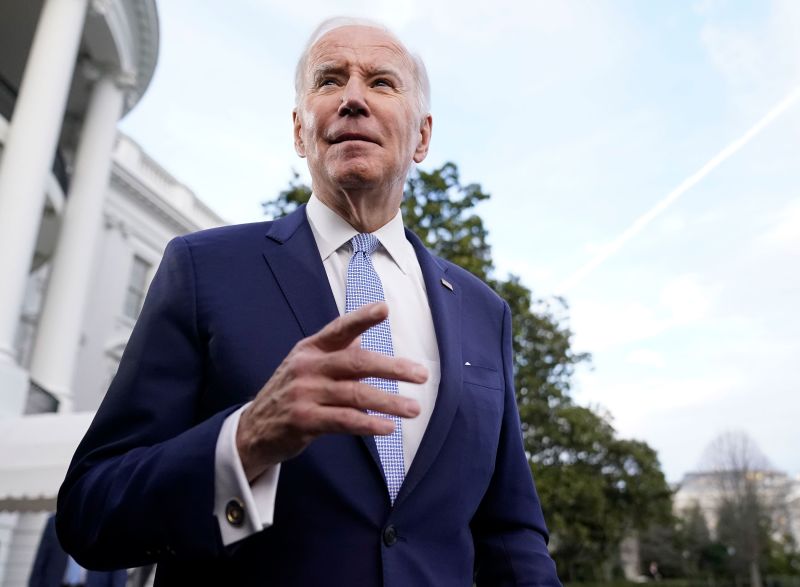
[338,78,369,117]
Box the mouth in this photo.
[330,133,379,145]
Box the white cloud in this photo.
[582,241,608,256]
[659,274,715,324]
[699,0,800,112]
[577,370,743,439]
[494,256,553,287]
[692,0,726,16]
[659,213,688,236]
[571,274,717,352]
[700,25,763,88]
[625,349,666,369]
[571,299,667,352]
[428,0,584,40]
[250,0,421,31]
[756,198,800,249]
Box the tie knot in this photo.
[351,233,379,255]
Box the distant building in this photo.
[0,1,224,585]
[674,470,800,542]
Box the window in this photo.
[124,256,150,320]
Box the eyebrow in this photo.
[369,67,403,80]
[312,63,345,77]
[311,62,404,83]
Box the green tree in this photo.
[262,169,312,220]
[263,162,673,581]
[679,503,718,578]
[765,532,800,576]
[716,488,773,585]
[639,521,685,578]
[701,431,782,587]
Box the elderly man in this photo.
[57,17,561,586]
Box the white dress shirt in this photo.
[213,195,441,545]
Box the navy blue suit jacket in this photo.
[29,516,127,587]
[57,206,560,586]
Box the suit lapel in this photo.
[261,205,384,475]
[395,229,463,508]
[262,205,339,337]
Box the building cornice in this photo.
[122,0,159,114]
[87,0,159,115]
[109,164,203,235]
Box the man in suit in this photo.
[29,515,127,587]
[57,17,561,586]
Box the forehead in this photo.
[306,26,414,76]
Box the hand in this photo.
[236,302,427,482]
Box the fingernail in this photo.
[406,399,420,416]
[413,365,428,380]
[370,304,384,318]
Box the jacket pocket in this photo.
[462,363,501,389]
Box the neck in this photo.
[315,184,403,233]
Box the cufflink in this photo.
[225,498,245,527]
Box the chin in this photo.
[329,160,381,189]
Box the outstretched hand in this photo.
[236,302,427,482]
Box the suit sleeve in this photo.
[471,302,562,586]
[110,569,130,587]
[56,237,236,569]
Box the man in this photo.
[57,17,561,586]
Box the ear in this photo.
[412,114,432,163]
[293,109,306,158]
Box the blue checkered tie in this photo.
[345,233,404,503]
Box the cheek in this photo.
[299,113,323,155]
[399,108,421,149]
[402,122,421,154]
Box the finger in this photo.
[315,379,421,418]
[306,406,397,437]
[317,348,428,384]
[311,303,388,352]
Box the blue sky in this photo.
[119,0,800,482]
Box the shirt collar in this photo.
[306,194,410,275]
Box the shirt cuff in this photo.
[214,403,281,546]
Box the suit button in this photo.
[383,525,398,547]
[225,498,245,527]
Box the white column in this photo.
[0,0,89,366]
[28,72,125,412]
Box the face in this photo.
[293,26,432,196]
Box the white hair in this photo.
[294,16,431,119]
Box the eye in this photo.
[315,75,342,88]
[372,78,394,88]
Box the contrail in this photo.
[556,86,800,294]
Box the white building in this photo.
[0,1,224,585]
[674,470,800,543]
